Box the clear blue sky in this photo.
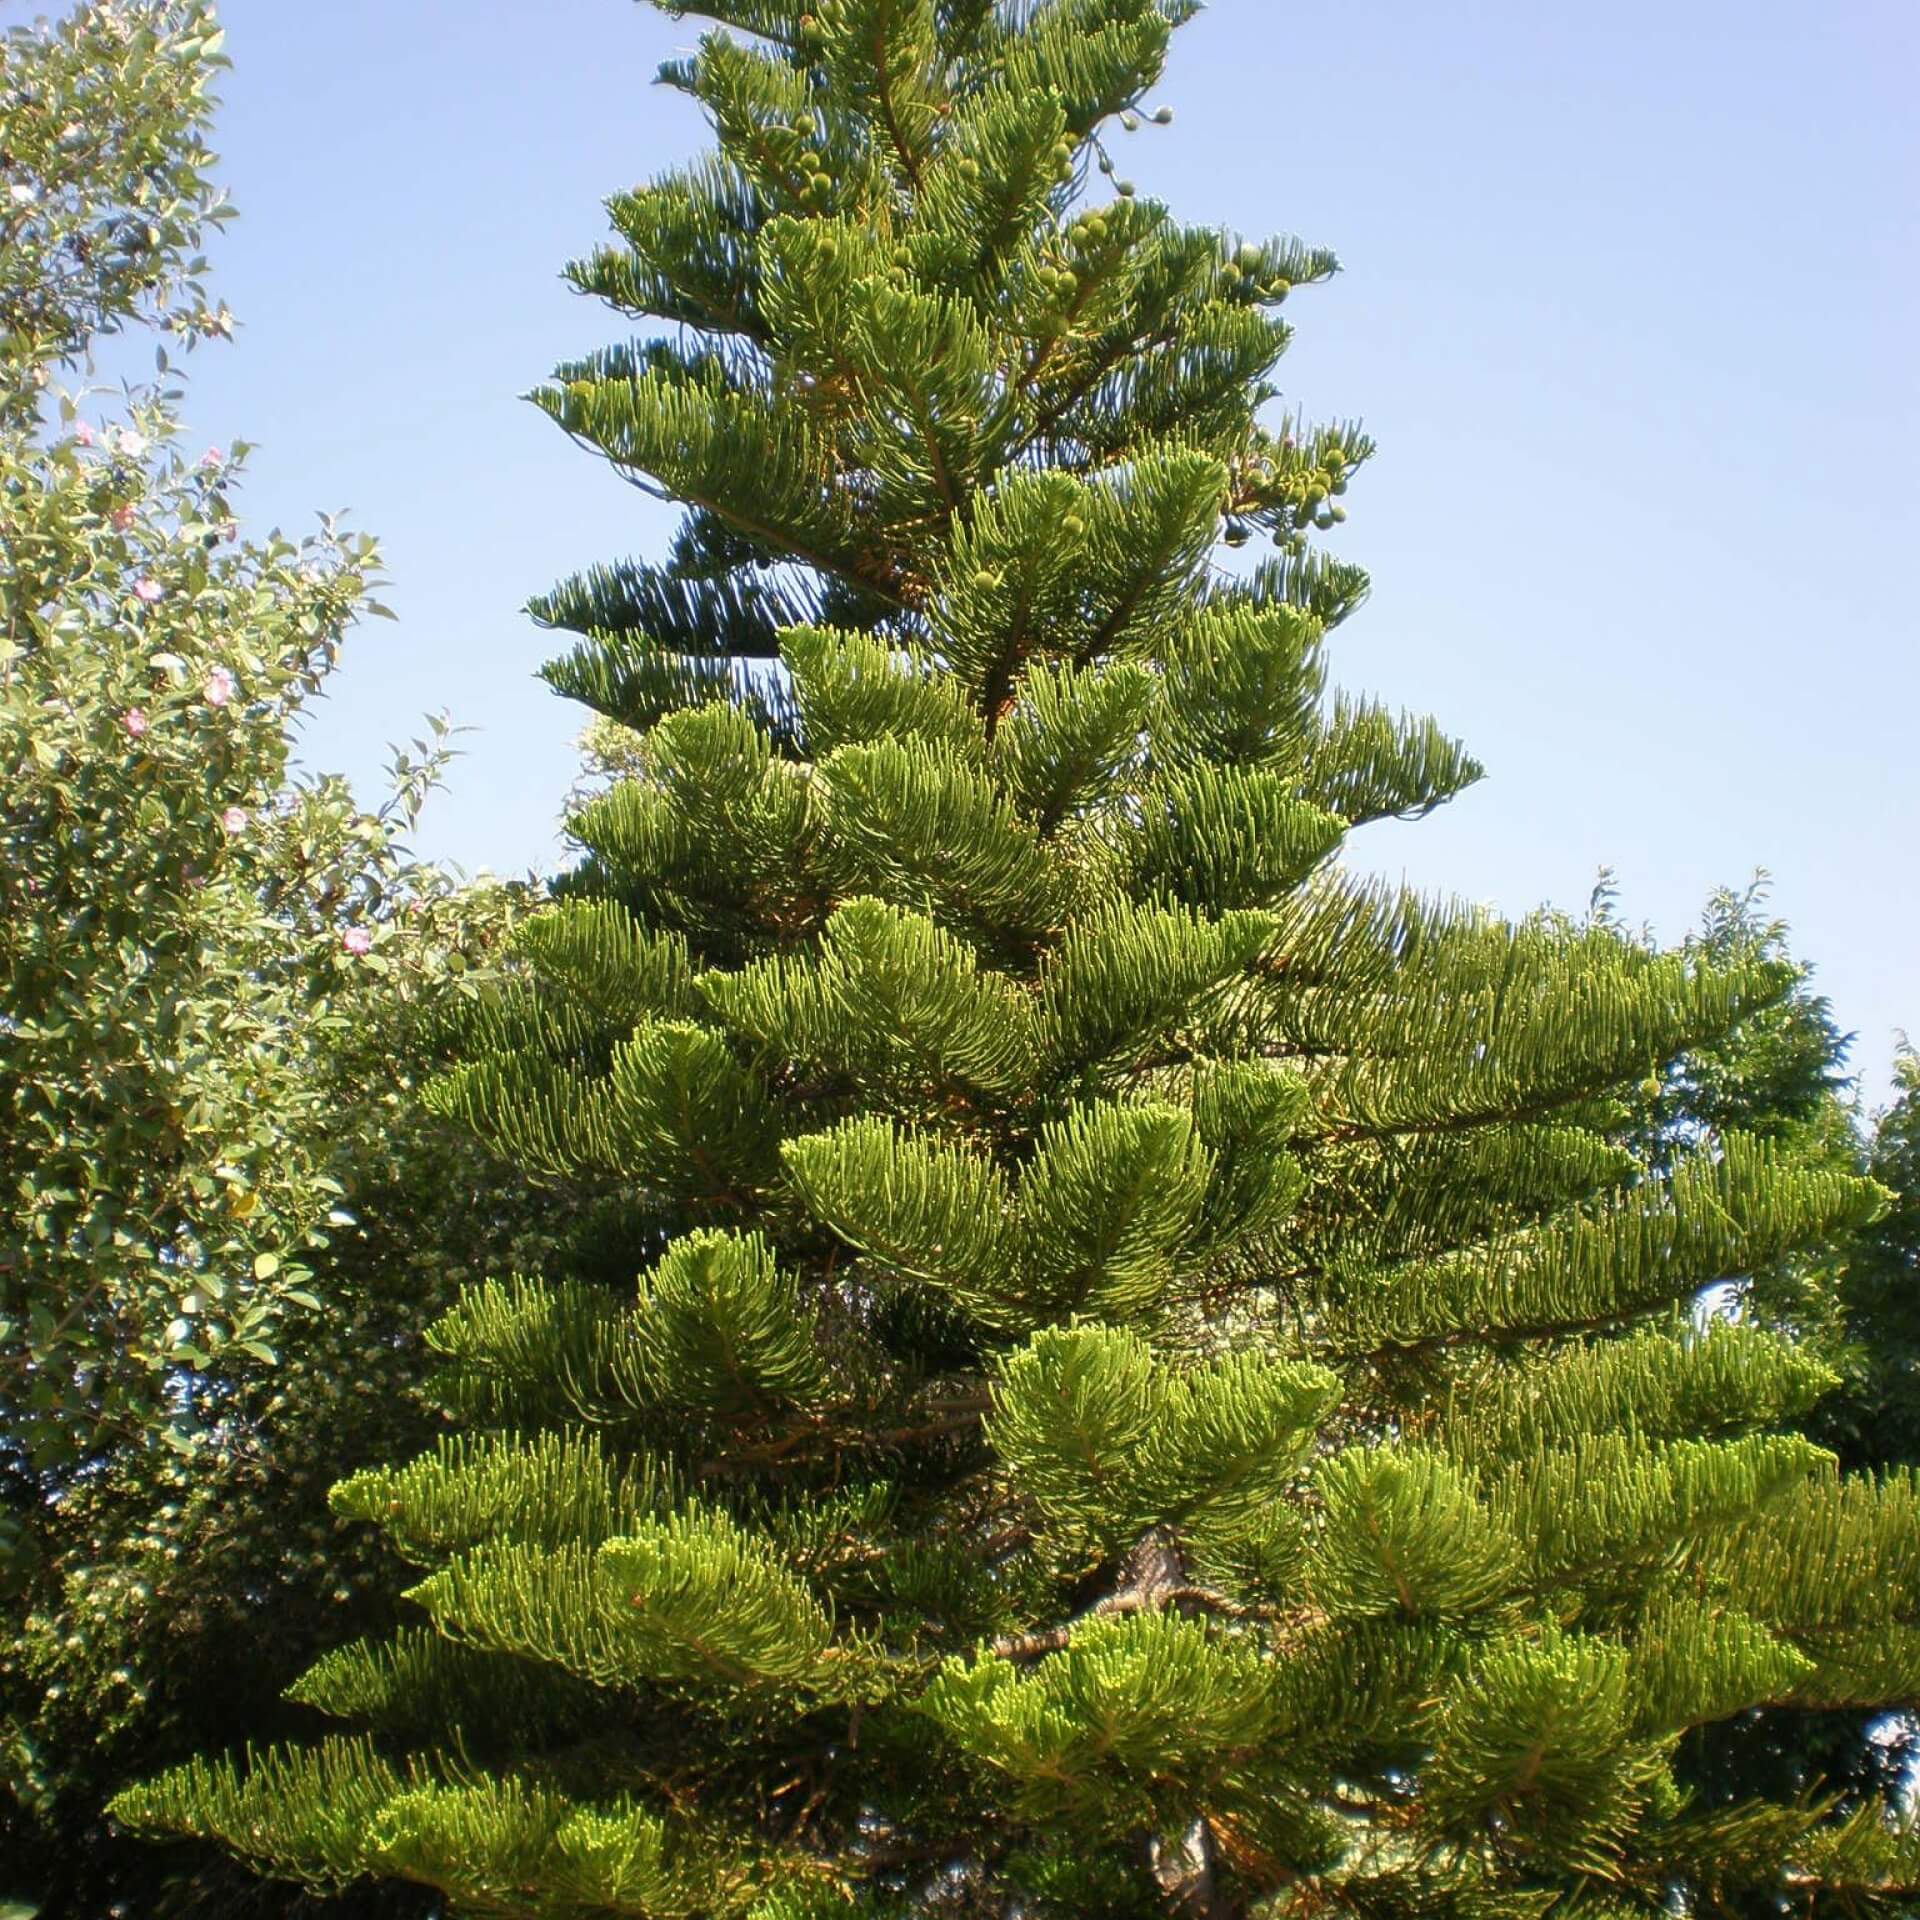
[162,0,1916,1098]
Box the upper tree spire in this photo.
[535,0,1368,745]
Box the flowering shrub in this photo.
[1,393,411,1474]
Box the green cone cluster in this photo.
[115,2,1917,1913]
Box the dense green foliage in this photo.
[111,4,1920,1916]
[5,958,515,1920]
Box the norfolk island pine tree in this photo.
[114,2,1919,1913]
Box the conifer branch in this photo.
[871,0,928,191]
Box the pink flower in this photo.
[73,420,96,448]
[202,667,235,707]
[341,926,373,956]
[220,806,248,834]
[121,708,149,739]
[132,577,163,604]
[115,429,146,460]
[109,503,136,532]
[200,446,223,468]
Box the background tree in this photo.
[0,9,590,1915]
[1813,1054,1920,1474]
[1627,884,1920,1876]
[116,2,1916,1916]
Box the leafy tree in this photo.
[1625,880,1856,1175]
[116,3,1918,1915]
[0,0,383,1483]
[0,8,585,1915]
[0,0,233,379]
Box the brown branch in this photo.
[867,1406,989,1450]
[990,1531,1330,1662]
[1149,1817,1245,1920]
[693,1392,991,1478]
